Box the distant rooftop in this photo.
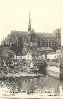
[40,47,53,51]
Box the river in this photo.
[0,74,63,97]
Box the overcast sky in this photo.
[0,0,63,45]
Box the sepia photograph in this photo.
[0,0,63,98]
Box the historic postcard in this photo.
[0,0,63,98]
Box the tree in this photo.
[10,37,23,55]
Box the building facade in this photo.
[1,13,61,53]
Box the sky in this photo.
[0,0,63,45]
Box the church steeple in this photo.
[28,13,31,32]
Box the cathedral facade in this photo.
[1,13,61,52]
[27,13,61,51]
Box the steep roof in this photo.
[11,30,55,38]
[36,32,56,38]
[11,30,28,36]
[40,47,53,51]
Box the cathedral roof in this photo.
[11,30,28,36]
[10,30,55,38]
[36,32,55,38]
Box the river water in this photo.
[0,74,63,97]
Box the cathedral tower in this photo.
[28,13,31,32]
[28,13,31,42]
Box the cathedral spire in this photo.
[28,13,31,32]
